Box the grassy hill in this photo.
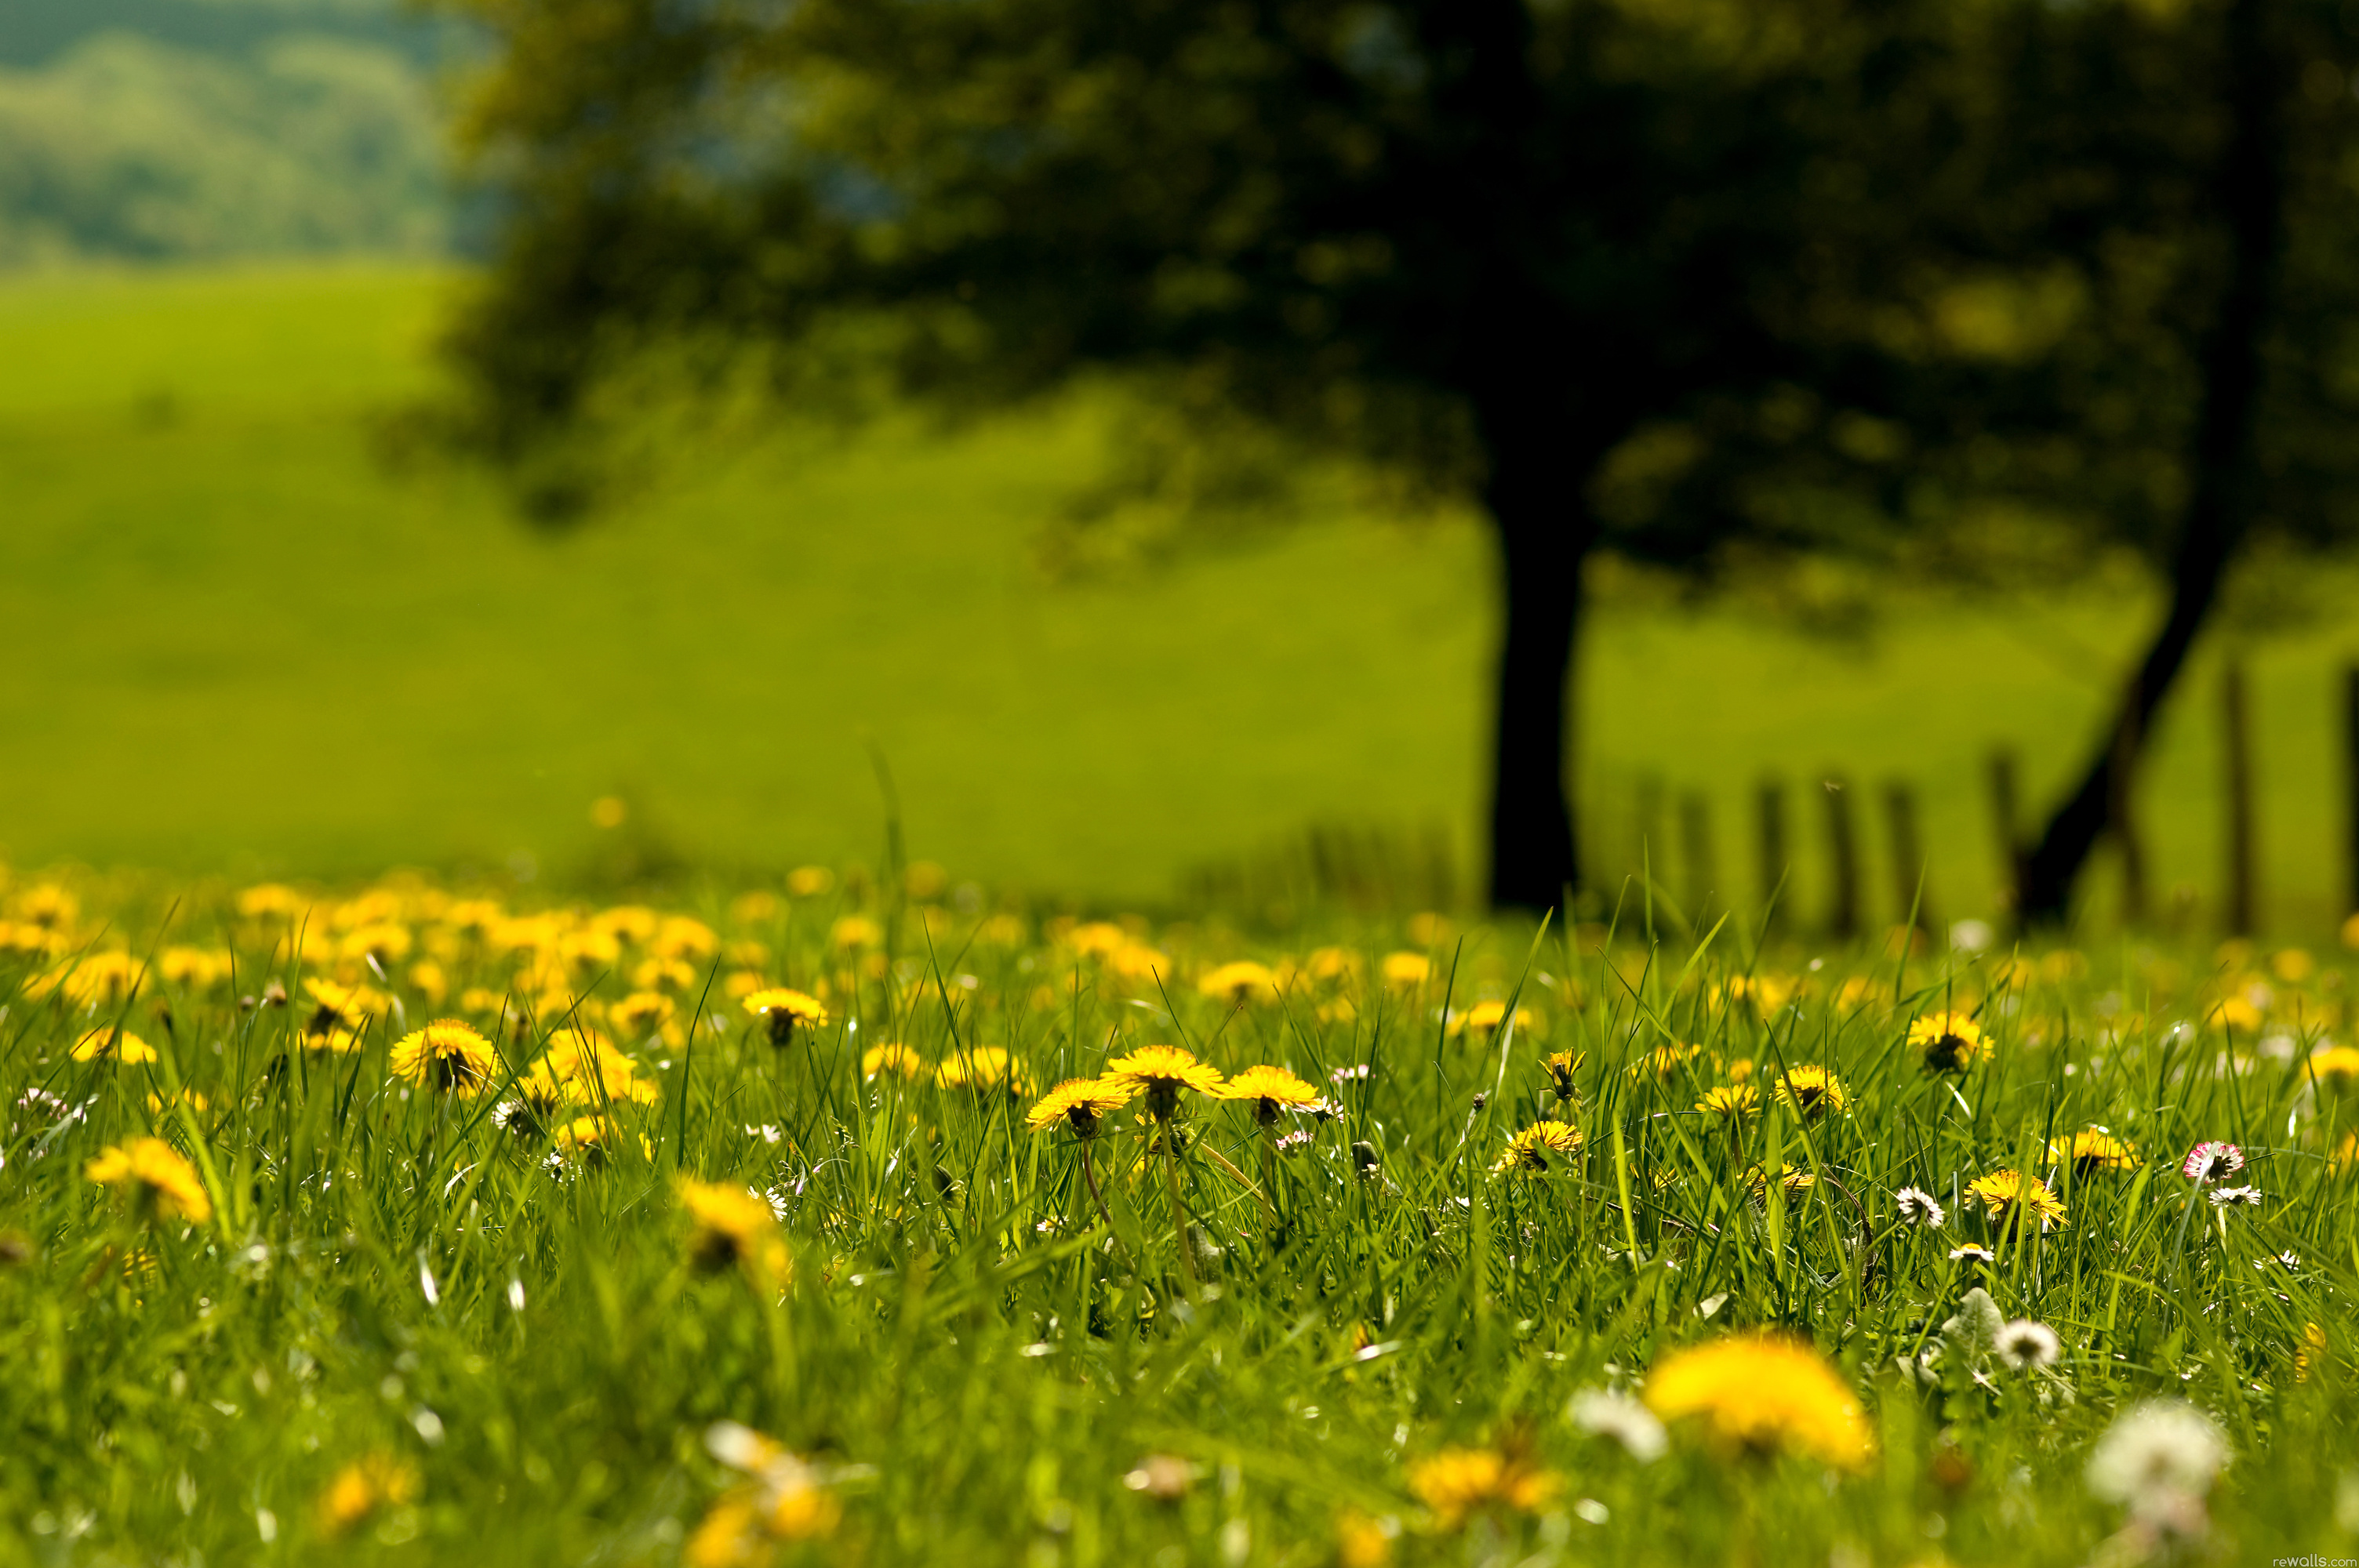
[3,261,2357,928]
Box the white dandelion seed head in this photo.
[1894,1186,1947,1229]
[1994,1319,2062,1372]
[2087,1402,2227,1517]
[1570,1388,1667,1464]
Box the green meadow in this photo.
[4,262,2357,931]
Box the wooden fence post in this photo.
[1885,779,1934,934]
[1823,776,1859,941]
[2223,659,2257,936]
[1757,776,1788,931]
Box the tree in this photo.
[437,0,1986,910]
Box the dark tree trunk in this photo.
[1484,452,1590,910]
[2016,0,2283,926]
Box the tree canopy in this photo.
[443,0,2359,922]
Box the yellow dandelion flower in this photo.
[860,1042,927,1080]
[1406,1442,1558,1530]
[1725,974,1797,1015]
[144,1087,210,1117]
[543,1029,660,1105]
[1645,1334,1874,1469]
[1628,1042,1707,1082]
[2336,1131,2359,1175]
[1699,1083,1759,1123]
[157,946,231,990]
[653,916,720,961]
[14,883,79,927]
[1380,952,1430,989]
[1543,1050,1584,1101]
[340,923,413,964]
[1219,1064,1321,1125]
[301,978,387,1037]
[389,1019,496,1097]
[1306,946,1363,985]
[680,1178,788,1281]
[1769,1064,1848,1119]
[85,1137,213,1224]
[1025,1078,1136,1138]
[1103,942,1172,985]
[1909,1012,1985,1074]
[689,1425,838,1565]
[1198,960,1280,1004]
[1494,1120,1583,1175]
[316,1453,420,1539]
[1333,1511,1396,1568]
[742,987,828,1046]
[1965,1168,2068,1235]
[2296,1322,2329,1382]
[934,1047,1033,1097]
[552,1114,650,1168]
[1448,999,1534,1038]
[71,1025,158,1064]
[829,915,881,951]
[2305,1046,2359,1095]
[1745,1164,1819,1200]
[1103,1044,1224,1120]
[610,989,678,1038]
[35,950,143,1007]
[2047,1127,2139,1175]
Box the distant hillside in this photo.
[0,0,451,263]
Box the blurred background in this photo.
[5,0,2358,935]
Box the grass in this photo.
[2,866,2356,1566]
[5,260,2359,928]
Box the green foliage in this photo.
[2,869,2357,1564]
[0,1,447,264]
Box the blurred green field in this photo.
[3,262,2357,929]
